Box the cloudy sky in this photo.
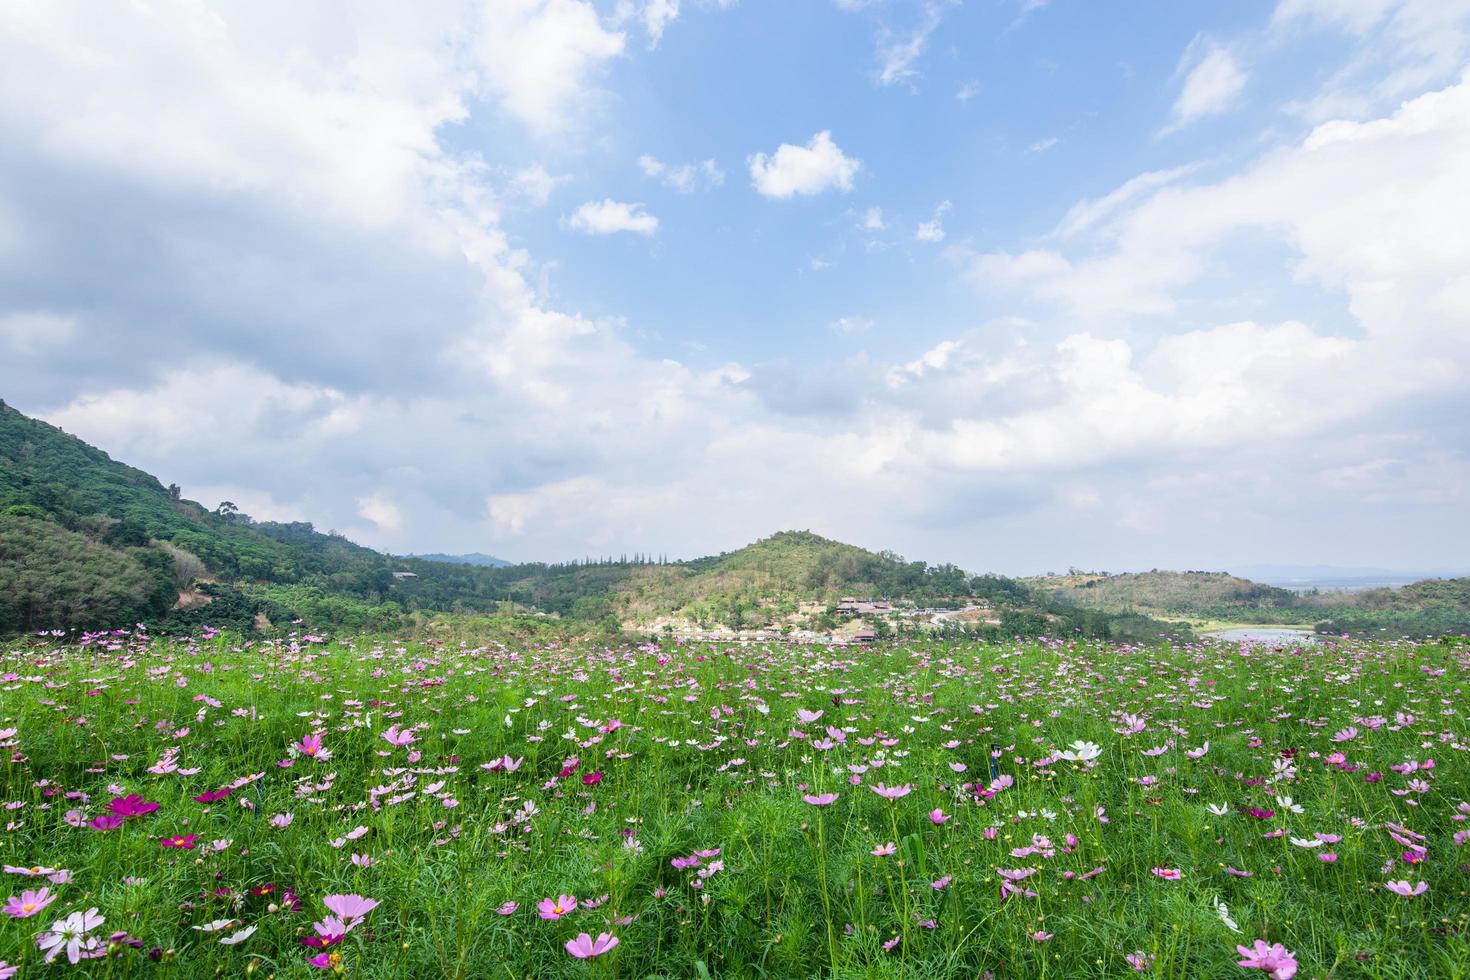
[2,0,1468,575]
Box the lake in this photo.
[1206,627,1318,644]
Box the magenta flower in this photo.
[929,808,951,825]
[803,793,839,806]
[582,771,603,786]
[1151,867,1182,880]
[4,886,57,918]
[565,932,618,959]
[88,814,124,831]
[106,794,158,819]
[1236,940,1298,979]
[294,733,326,758]
[868,783,913,800]
[538,894,578,920]
[160,833,197,849]
[1385,880,1427,897]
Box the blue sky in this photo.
[2,0,1468,574]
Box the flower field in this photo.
[1,630,1468,978]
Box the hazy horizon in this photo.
[2,0,1467,575]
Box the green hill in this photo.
[0,398,513,634]
[1027,570,1300,618]
[1029,568,1470,639]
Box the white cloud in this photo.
[357,493,403,532]
[748,131,861,198]
[955,80,980,102]
[829,315,874,335]
[0,311,76,353]
[1164,41,1248,132]
[475,0,626,134]
[875,2,947,87]
[1271,0,1470,120]
[914,200,951,243]
[568,199,659,235]
[510,163,565,205]
[861,206,887,231]
[638,153,725,192]
[1028,136,1059,153]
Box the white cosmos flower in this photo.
[1213,896,1241,933]
[1206,803,1230,816]
[1058,740,1102,762]
[1275,795,1305,815]
[193,919,237,932]
[220,925,257,946]
[1290,836,1323,848]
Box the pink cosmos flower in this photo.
[160,833,197,849]
[872,842,896,857]
[796,709,824,724]
[1151,867,1182,880]
[88,814,124,831]
[294,733,327,758]
[4,886,57,918]
[582,771,603,786]
[1385,880,1427,897]
[1032,930,1053,942]
[539,894,578,920]
[1236,940,1298,979]
[929,808,951,825]
[869,783,913,800]
[0,960,15,980]
[931,876,952,890]
[381,725,416,747]
[323,894,379,924]
[496,902,517,915]
[565,932,619,959]
[1127,951,1153,971]
[803,793,839,806]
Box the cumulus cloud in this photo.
[567,199,660,235]
[1163,40,1248,133]
[2,0,1468,572]
[748,131,861,198]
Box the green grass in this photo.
[0,629,1467,978]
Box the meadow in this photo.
[1,629,1467,978]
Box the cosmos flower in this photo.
[1384,880,1427,897]
[381,725,416,746]
[1151,867,1181,880]
[106,794,159,819]
[803,793,839,806]
[1236,940,1298,979]
[868,783,912,800]
[36,907,105,964]
[3,886,57,918]
[160,833,198,849]
[871,842,896,857]
[565,932,619,959]
[323,894,379,925]
[539,895,578,920]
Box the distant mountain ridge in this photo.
[406,552,512,568]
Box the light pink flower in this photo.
[3,886,56,918]
[1236,940,1298,979]
[803,793,839,806]
[565,932,618,959]
[1385,880,1427,897]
